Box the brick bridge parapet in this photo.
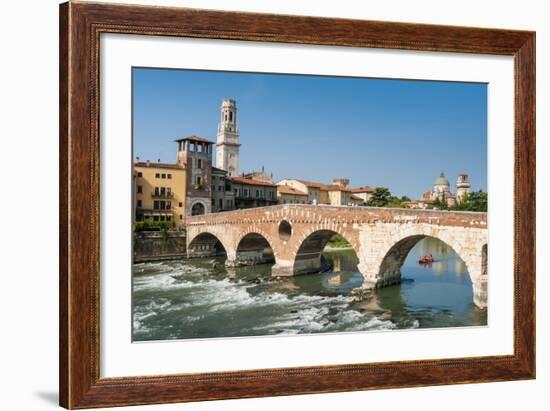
[186,204,488,308]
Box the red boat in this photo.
[418,255,434,264]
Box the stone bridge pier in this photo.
[186,205,488,308]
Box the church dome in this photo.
[434,172,450,186]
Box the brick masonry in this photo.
[186,204,488,308]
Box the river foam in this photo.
[133,260,409,340]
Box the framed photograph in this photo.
[59,1,535,409]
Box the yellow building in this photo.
[277,185,309,204]
[134,161,187,228]
[350,186,374,204]
[349,194,364,206]
[277,178,356,206]
[326,185,352,205]
[277,179,330,204]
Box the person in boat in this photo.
[419,254,434,264]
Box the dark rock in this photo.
[350,288,374,302]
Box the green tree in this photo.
[366,188,410,208]
[452,193,471,211]
[430,197,449,210]
[366,187,391,207]
[387,195,404,208]
[466,190,487,212]
[450,191,487,212]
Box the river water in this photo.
[133,237,487,341]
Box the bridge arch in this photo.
[359,223,487,307]
[376,234,470,287]
[292,228,360,275]
[187,231,230,259]
[230,231,276,267]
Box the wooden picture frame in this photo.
[59,1,535,408]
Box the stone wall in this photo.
[186,204,488,307]
[133,231,186,262]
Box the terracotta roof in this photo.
[277,185,308,196]
[351,186,374,193]
[228,176,276,187]
[211,167,227,175]
[285,179,352,192]
[295,179,329,190]
[325,184,352,192]
[174,135,215,144]
[134,161,184,170]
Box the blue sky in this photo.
[133,68,487,198]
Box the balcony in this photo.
[151,191,174,198]
[136,207,172,214]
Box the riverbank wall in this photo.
[133,231,186,263]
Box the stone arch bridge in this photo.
[186,204,488,308]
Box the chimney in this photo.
[332,178,350,188]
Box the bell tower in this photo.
[216,99,240,176]
[456,174,471,203]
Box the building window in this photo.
[137,172,142,177]
[211,199,215,206]
[179,214,183,220]
[196,176,202,186]
[198,144,203,153]
[161,173,166,179]
[219,199,223,209]
[166,216,171,221]
[137,185,142,193]
[218,186,223,192]
[153,201,159,210]
[178,202,183,207]
[166,201,171,210]
[153,215,159,222]
[197,159,203,169]
[244,189,249,197]
[256,190,260,198]
[167,174,172,179]
[137,200,142,207]
[155,173,160,178]
[160,215,165,221]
